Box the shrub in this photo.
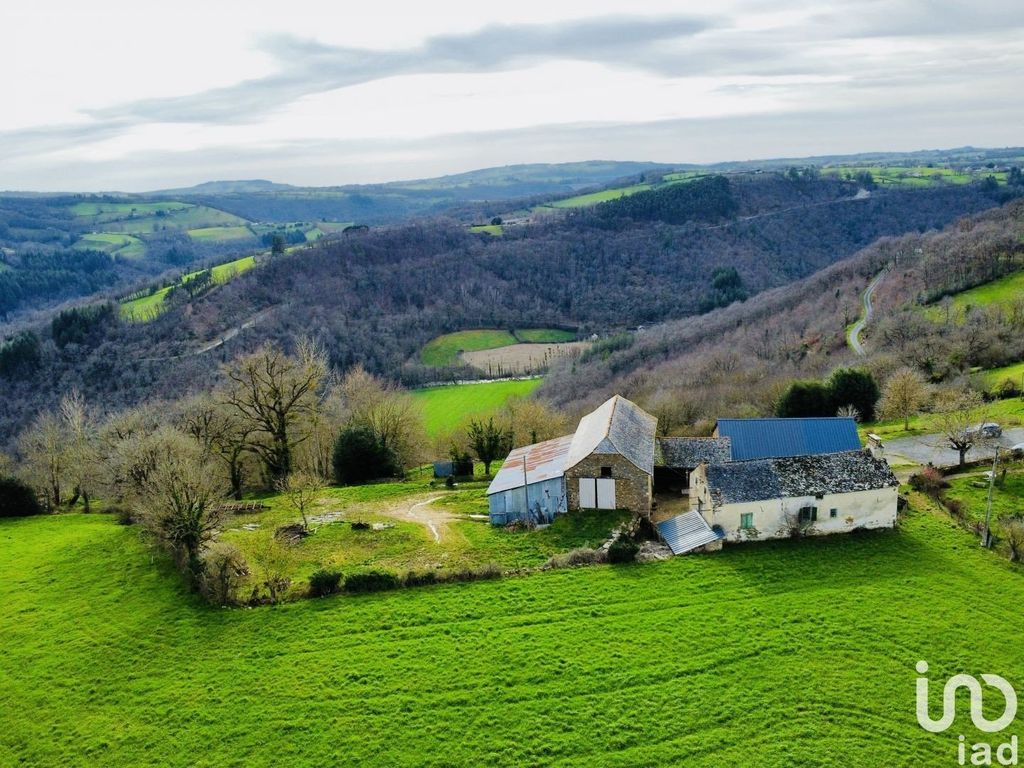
[450,563,503,582]
[403,570,440,588]
[607,533,640,564]
[944,498,965,521]
[308,568,344,597]
[350,520,371,531]
[909,467,949,497]
[543,547,604,569]
[107,504,135,526]
[344,571,401,594]
[333,426,399,485]
[0,476,43,517]
[201,543,249,606]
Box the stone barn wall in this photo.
[565,454,653,516]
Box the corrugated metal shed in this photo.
[486,434,574,495]
[714,418,861,461]
[566,395,657,475]
[656,511,722,555]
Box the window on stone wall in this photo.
[799,506,818,523]
[600,466,612,478]
[830,508,838,518]
[740,512,754,529]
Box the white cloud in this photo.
[1,0,1022,190]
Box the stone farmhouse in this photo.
[486,395,899,554]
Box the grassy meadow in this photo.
[421,329,579,367]
[821,164,1006,187]
[120,254,257,321]
[468,224,503,235]
[411,379,542,435]
[2,498,1023,766]
[860,396,1024,443]
[187,225,255,243]
[72,232,147,260]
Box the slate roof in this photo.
[655,437,732,468]
[566,395,658,475]
[705,450,899,506]
[714,417,861,461]
[487,433,574,495]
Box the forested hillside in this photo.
[541,198,1024,428]
[0,172,1008,444]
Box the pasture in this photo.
[411,378,542,435]
[542,182,652,209]
[821,164,1006,187]
[72,232,147,260]
[120,255,257,321]
[420,329,579,367]
[187,225,255,243]
[461,340,591,376]
[420,330,519,366]
[976,360,1024,394]
[468,224,503,235]
[2,500,1023,766]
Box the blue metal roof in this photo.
[714,418,861,461]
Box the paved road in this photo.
[848,269,886,356]
[882,427,1024,468]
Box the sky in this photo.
[3,0,1023,191]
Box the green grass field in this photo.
[411,379,542,435]
[468,224,503,235]
[220,476,628,590]
[421,329,577,367]
[543,182,652,209]
[70,201,193,218]
[95,205,250,235]
[976,360,1024,393]
[822,164,1006,188]
[187,225,255,242]
[946,466,1024,524]
[515,328,576,343]
[2,498,1022,766]
[420,330,519,366]
[120,255,257,321]
[72,232,147,260]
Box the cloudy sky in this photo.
[3,0,1023,191]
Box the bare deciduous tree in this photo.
[339,366,425,473]
[18,412,66,511]
[1000,518,1024,563]
[934,389,985,469]
[60,390,100,511]
[137,432,227,580]
[276,471,324,531]
[501,397,570,446]
[879,367,930,431]
[221,341,328,484]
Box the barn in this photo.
[487,395,659,524]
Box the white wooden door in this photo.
[578,478,597,508]
[596,478,616,509]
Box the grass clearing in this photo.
[187,225,255,242]
[2,500,1024,766]
[420,329,518,366]
[515,328,576,343]
[945,465,1024,524]
[976,361,1024,393]
[119,255,258,321]
[411,379,542,435]
[468,224,503,235]
[73,232,146,260]
[543,182,652,209]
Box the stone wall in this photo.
[565,453,653,515]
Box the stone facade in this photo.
[565,453,653,516]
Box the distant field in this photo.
[73,232,146,259]
[187,225,254,242]
[822,164,1006,187]
[515,328,576,343]
[120,254,257,321]
[543,183,652,209]
[421,330,519,367]
[3,502,1024,766]
[421,329,578,367]
[975,360,1024,393]
[462,341,591,376]
[98,205,250,235]
[468,224,503,235]
[412,378,542,435]
[922,269,1024,326]
[70,201,193,218]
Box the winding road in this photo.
[848,269,886,356]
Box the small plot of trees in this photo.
[776,368,880,421]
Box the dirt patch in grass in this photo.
[461,341,591,375]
